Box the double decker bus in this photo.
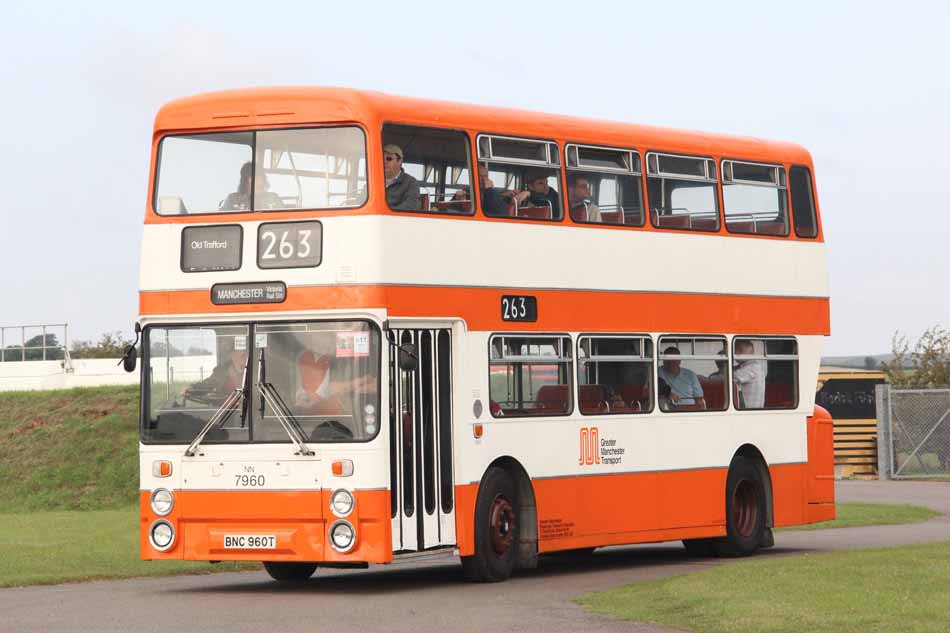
[137,87,834,582]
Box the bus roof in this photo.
[154,86,813,165]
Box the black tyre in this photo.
[682,538,714,557]
[713,456,766,557]
[263,561,318,582]
[461,467,519,582]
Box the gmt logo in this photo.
[579,427,626,466]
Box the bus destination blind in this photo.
[211,282,287,305]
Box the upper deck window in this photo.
[566,144,644,226]
[154,127,367,215]
[476,134,562,221]
[646,152,720,232]
[381,124,472,214]
[789,166,818,238]
[722,160,789,236]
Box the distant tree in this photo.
[864,355,878,369]
[70,331,133,359]
[881,325,950,388]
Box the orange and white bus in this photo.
[136,87,834,582]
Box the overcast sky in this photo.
[1,1,947,356]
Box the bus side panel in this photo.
[455,483,478,557]
[805,405,836,523]
[769,463,807,527]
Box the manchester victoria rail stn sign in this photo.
[211,282,287,305]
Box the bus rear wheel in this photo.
[713,457,766,557]
[263,562,318,582]
[461,467,519,582]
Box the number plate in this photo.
[501,295,537,322]
[223,535,276,549]
[258,221,322,269]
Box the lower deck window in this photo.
[657,336,728,412]
[489,335,572,416]
[733,337,798,410]
[577,336,653,414]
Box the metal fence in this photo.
[0,323,69,362]
[877,385,950,479]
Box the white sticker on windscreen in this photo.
[234,336,247,351]
[336,332,370,358]
[255,334,268,349]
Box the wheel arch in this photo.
[484,455,538,570]
[731,444,774,528]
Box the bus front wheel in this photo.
[263,561,318,582]
[713,457,766,557]
[461,467,519,582]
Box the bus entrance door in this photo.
[389,327,456,553]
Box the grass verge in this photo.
[0,510,256,588]
[782,502,938,531]
[579,541,950,633]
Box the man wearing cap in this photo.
[383,144,421,211]
[513,169,560,217]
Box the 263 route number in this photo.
[501,295,537,322]
[257,221,322,269]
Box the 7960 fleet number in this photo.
[234,474,266,487]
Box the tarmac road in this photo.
[1,481,948,633]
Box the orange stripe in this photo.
[140,285,830,334]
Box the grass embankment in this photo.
[0,386,140,511]
[0,386,254,587]
[783,502,938,530]
[579,541,950,633]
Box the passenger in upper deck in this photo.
[568,175,602,222]
[478,162,512,216]
[383,144,421,211]
[221,162,284,211]
[512,169,560,216]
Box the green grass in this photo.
[0,386,140,511]
[0,509,256,587]
[579,541,950,633]
[782,502,938,531]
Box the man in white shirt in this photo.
[733,340,767,409]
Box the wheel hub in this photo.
[732,479,759,538]
[489,494,516,556]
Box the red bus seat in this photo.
[700,377,726,410]
[620,383,650,409]
[691,217,718,230]
[765,382,794,408]
[518,205,552,220]
[420,193,430,211]
[432,200,472,213]
[655,214,690,229]
[600,210,623,224]
[579,384,608,414]
[536,384,569,413]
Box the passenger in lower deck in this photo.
[658,347,704,407]
[568,175,602,222]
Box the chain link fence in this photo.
[877,385,950,479]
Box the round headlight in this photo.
[150,488,174,516]
[330,489,355,517]
[149,520,175,551]
[329,520,356,553]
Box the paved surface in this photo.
[2,481,948,633]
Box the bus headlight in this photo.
[329,520,356,553]
[150,488,174,516]
[149,520,175,551]
[330,489,355,517]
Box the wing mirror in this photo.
[119,322,141,373]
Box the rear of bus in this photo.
[138,91,394,573]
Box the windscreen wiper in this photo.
[184,361,248,457]
[257,349,315,456]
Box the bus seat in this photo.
[620,384,649,409]
[420,193,430,211]
[701,378,726,410]
[691,217,718,230]
[766,382,794,408]
[624,210,643,225]
[158,195,186,214]
[600,210,623,224]
[656,215,690,229]
[433,200,472,213]
[757,222,787,235]
[728,221,755,233]
[579,384,608,414]
[518,205,552,220]
[536,384,569,413]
